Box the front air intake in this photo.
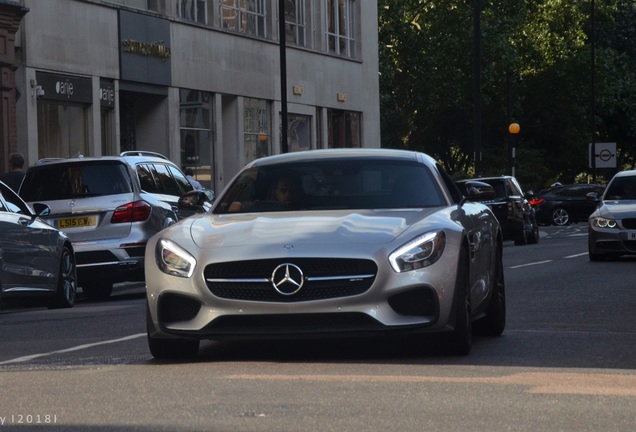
[388,287,438,318]
[158,293,201,324]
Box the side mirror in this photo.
[586,191,600,202]
[178,190,214,213]
[459,180,495,202]
[32,202,51,217]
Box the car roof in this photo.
[612,170,636,179]
[31,153,173,168]
[469,176,513,181]
[243,148,436,168]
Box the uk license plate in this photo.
[55,216,97,229]
[629,231,636,240]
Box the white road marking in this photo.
[510,251,588,268]
[0,333,145,365]
[565,252,588,258]
[509,260,553,269]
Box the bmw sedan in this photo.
[0,181,77,309]
[588,170,636,261]
[530,183,605,226]
[145,149,506,359]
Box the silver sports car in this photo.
[145,149,506,359]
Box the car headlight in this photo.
[156,239,196,278]
[389,230,446,273]
[591,216,617,229]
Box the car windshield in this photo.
[20,161,133,201]
[604,177,636,201]
[214,159,446,213]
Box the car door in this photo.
[0,183,57,291]
[0,191,26,291]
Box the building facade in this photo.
[12,0,380,191]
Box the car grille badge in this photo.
[271,263,304,296]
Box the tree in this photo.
[378,0,636,187]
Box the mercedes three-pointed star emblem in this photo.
[271,263,304,296]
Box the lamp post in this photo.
[278,0,289,153]
[508,122,520,177]
[473,0,482,175]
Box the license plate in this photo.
[55,216,97,229]
[629,231,636,240]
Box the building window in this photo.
[104,0,166,13]
[327,109,360,148]
[286,114,311,152]
[244,98,271,163]
[326,0,355,57]
[283,0,305,47]
[180,90,214,190]
[177,0,211,25]
[221,0,266,37]
[101,108,116,156]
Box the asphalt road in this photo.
[0,224,635,431]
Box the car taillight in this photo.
[529,198,544,206]
[111,200,152,223]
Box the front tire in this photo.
[513,220,528,246]
[588,234,605,261]
[446,248,472,355]
[526,216,540,244]
[47,245,77,309]
[146,303,199,359]
[477,242,506,336]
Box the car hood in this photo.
[598,201,636,219]
[188,209,443,249]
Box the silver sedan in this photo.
[588,169,636,260]
[145,149,506,359]
[0,181,76,309]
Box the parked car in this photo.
[19,152,213,300]
[456,176,539,245]
[588,170,636,261]
[529,183,605,226]
[0,181,76,309]
[145,148,506,359]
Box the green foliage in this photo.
[379,0,636,184]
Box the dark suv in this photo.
[457,176,539,245]
[19,152,212,300]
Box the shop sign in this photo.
[35,72,92,104]
[100,80,115,108]
[119,10,171,86]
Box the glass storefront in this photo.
[180,89,214,189]
[287,114,311,152]
[37,102,89,159]
[244,98,271,163]
[328,109,360,148]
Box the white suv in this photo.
[19,152,212,300]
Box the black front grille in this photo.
[204,258,377,302]
[201,313,386,336]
